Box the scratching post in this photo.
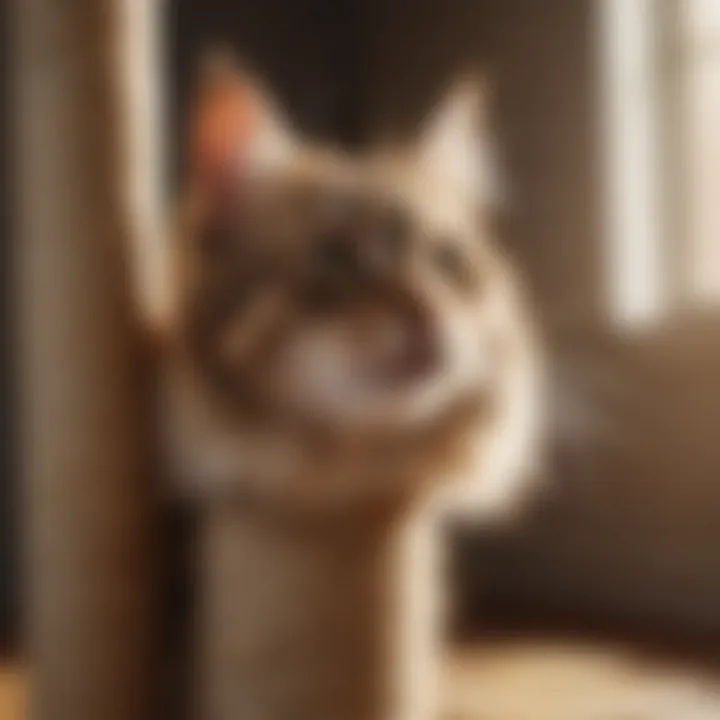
[198,500,444,720]
[15,1,159,718]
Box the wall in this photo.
[479,323,720,636]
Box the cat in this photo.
[154,53,544,720]
[158,54,542,516]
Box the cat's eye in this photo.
[431,239,475,289]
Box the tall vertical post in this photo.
[14,2,159,718]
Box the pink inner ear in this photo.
[191,74,257,193]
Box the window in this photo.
[599,0,720,328]
[683,0,720,305]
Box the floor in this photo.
[2,635,719,719]
[443,634,720,719]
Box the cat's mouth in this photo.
[361,309,444,387]
[263,318,468,430]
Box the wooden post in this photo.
[197,499,444,720]
[14,2,159,718]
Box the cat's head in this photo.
[177,55,514,436]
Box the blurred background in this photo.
[5,0,720,718]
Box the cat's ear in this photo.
[189,50,296,196]
[416,74,503,208]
